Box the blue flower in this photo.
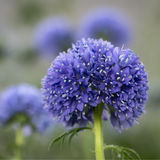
[42,38,149,131]
[34,17,74,57]
[0,84,53,133]
[78,9,131,47]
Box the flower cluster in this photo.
[78,9,131,47]
[42,38,149,131]
[34,17,74,57]
[0,84,53,133]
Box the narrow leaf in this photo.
[48,134,65,150]
[112,149,117,160]
[68,132,76,145]
[48,127,92,150]
[104,144,141,160]
[122,147,141,159]
[123,150,134,159]
[60,133,67,149]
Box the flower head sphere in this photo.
[42,38,149,132]
[0,84,53,133]
[78,9,131,47]
[34,17,74,57]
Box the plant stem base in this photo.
[93,103,105,160]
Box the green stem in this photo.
[93,103,105,160]
[14,127,24,160]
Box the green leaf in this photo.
[48,127,92,150]
[68,132,77,145]
[0,154,8,159]
[104,144,141,160]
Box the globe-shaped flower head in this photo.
[78,9,131,47]
[42,38,149,132]
[0,84,52,133]
[34,17,74,57]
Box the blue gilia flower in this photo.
[34,17,74,57]
[78,9,131,47]
[42,38,149,132]
[0,84,52,133]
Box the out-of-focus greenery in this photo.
[0,0,160,159]
[17,1,44,25]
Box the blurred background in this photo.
[0,0,160,159]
